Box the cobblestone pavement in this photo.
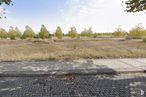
[0,73,146,97]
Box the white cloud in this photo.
[78,0,108,17]
[0,6,4,12]
[60,0,146,33]
[60,0,117,32]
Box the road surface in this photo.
[0,59,146,97]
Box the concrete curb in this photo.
[0,69,145,77]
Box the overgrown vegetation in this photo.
[0,39,146,61]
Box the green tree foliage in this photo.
[55,26,63,39]
[15,27,22,38]
[81,27,94,37]
[68,27,78,38]
[125,0,146,12]
[0,28,7,39]
[22,25,35,39]
[129,24,146,39]
[8,26,18,40]
[0,0,11,5]
[114,26,127,37]
[0,0,12,19]
[39,25,49,39]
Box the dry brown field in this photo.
[0,38,146,61]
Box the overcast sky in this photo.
[0,0,145,33]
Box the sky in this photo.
[0,0,146,33]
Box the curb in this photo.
[0,69,145,77]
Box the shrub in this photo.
[39,25,49,39]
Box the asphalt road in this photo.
[0,73,146,97]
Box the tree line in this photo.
[113,24,146,39]
[0,25,95,39]
[0,24,146,40]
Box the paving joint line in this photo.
[117,59,141,69]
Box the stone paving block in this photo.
[119,59,146,70]
[136,59,146,65]
[93,59,134,69]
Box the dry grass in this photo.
[0,38,146,61]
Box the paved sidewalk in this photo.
[0,58,146,76]
[0,59,146,97]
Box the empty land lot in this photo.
[0,38,146,61]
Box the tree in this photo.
[0,28,7,39]
[55,26,63,39]
[81,27,94,37]
[125,0,146,12]
[8,26,18,40]
[8,26,22,40]
[0,0,12,5]
[129,24,146,38]
[39,25,49,39]
[15,27,22,38]
[0,0,12,19]
[114,26,127,37]
[68,27,78,38]
[22,25,35,39]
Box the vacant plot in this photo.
[0,38,146,61]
